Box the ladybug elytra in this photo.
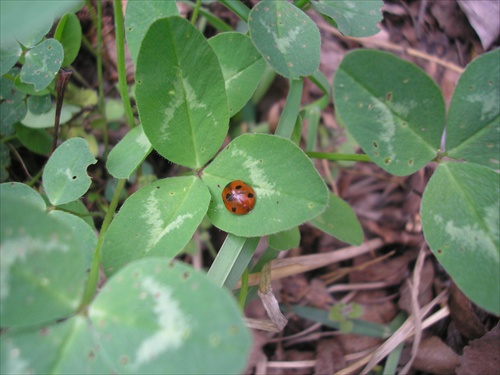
[222,180,256,215]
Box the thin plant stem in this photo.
[78,178,127,310]
[238,268,249,310]
[218,0,250,22]
[113,0,136,128]
[307,151,372,162]
[52,69,73,153]
[190,0,202,25]
[276,78,303,139]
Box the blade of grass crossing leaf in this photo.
[224,236,260,290]
[207,234,259,288]
[307,151,372,162]
[218,0,250,22]
[276,79,303,138]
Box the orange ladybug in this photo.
[222,180,256,215]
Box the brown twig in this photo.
[52,68,73,154]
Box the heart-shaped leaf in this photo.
[333,49,445,175]
[309,193,364,245]
[54,12,82,67]
[421,162,499,315]
[125,0,178,66]
[43,137,97,205]
[202,134,329,237]
[311,0,383,37]
[21,39,64,92]
[248,0,321,79]
[90,259,251,374]
[136,16,228,168]
[0,190,87,328]
[209,32,266,116]
[446,49,499,170]
[102,176,211,276]
[106,125,152,179]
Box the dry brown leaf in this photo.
[456,322,500,375]
[406,336,460,374]
[448,282,488,340]
[314,338,346,375]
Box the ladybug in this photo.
[222,180,256,215]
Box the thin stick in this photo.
[52,69,73,153]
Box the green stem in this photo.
[86,0,108,158]
[113,0,135,128]
[276,78,303,138]
[306,151,372,162]
[190,0,202,25]
[295,0,310,9]
[238,268,249,309]
[78,178,126,310]
[26,168,43,187]
[218,0,250,22]
[178,0,233,32]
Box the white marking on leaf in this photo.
[1,237,69,306]
[136,129,152,151]
[444,220,498,261]
[465,93,499,121]
[231,146,277,197]
[372,99,396,158]
[391,100,417,117]
[160,76,184,141]
[131,277,190,369]
[485,204,500,246]
[4,342,30,374]
[141,190,194,251]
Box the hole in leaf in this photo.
[373,141,378,148]
[72,175,77,180]
[408,159,414,166]
[436,249,442,254]
[384,157,392,164]
[385,92,392,101]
